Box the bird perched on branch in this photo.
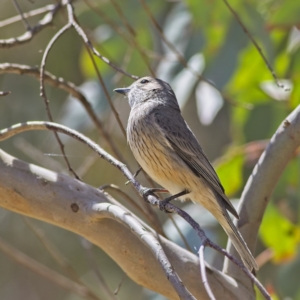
[114,77,258,271]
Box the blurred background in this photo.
[0,0,300,299]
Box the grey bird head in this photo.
[114,76,180,111]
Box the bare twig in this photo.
[199,244,216,300]
[153,199,271,300]
[39,22,80,179]
[100,184,153,224]
[83,44,127,137]
[0,4,57,28]
[0,236,102,300]
[108,0,136,36]
[14,137,64,172]
[0,121,270,300]
[64,2,138,79]
[222,0,286,90]
[0,63,125,161]
[83,0,156,76]
[11,0,31,30]
[0,2,62,48]
[114,274,126,295]
[168,215,192,252]
[138,0,208,83]
[107,0,155,76]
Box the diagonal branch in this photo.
[65,2,139,79]
[222,0,286,89]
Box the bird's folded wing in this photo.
[153,112,239,219]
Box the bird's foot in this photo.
[159,189,190,213]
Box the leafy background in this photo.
[0,0,300,299]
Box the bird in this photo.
[114,76,258,271]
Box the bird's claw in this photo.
[139,187,157,199]
[158,198,173,213]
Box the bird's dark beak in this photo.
[113,87,131,95]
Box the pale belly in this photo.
[129,131,208,201]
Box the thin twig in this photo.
[109,0,136,36]
[114,274,126,295]
[0,4,57,28]
[222,0,286,90]
[83,43,127,137]
[168,203,271,300]
[138,0,208,83]
[100,184,154,225]
[65,2,138,79]
[199,244,216,300]
[14,137,64,172]
[11,0,31,30]
[83,0,156,76]
[39,22,80,180]
[0,121,271,300]
[168,215,192,252]
[0,63,125,161]
[0,2,62,48]
[106,0,155,76]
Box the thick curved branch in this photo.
[0,149,250,300]
[92,203,195,300]
[224,105,300,282]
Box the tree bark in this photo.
[0,149,253,300]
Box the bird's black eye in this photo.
[140,79,149,84]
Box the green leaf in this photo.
[260,204,300,263]
[215,149,244,197]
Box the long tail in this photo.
[219,211,258,271]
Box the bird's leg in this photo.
[159,189,190,212]
[133,167,142,178]
[140,187,169,198]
